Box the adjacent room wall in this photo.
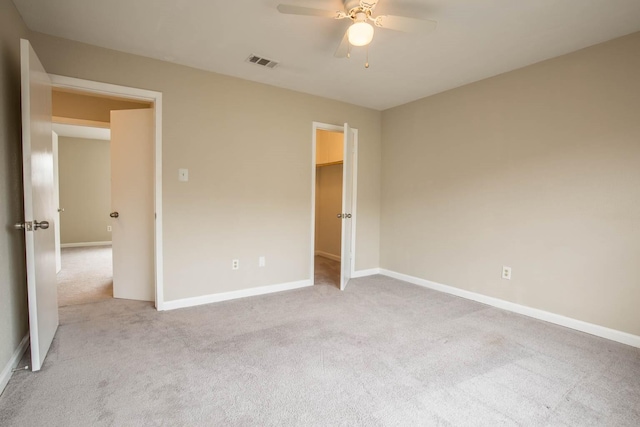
[381,32,640,336]
[28,32,382,301]
[316,129,343,166]
[58,136,111,245]
[315,164,342,259]
[0,0,29,390]
[53,89,151,124]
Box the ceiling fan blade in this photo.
[334,30,350,58]
[277,4,342,18]
[376,15,437,34]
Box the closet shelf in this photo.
[316,161,343,167]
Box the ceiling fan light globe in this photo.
[348,22,374,46]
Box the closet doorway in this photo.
[311,122,357,290]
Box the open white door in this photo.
[340,123,355,290]
[19,39,59,371]
[52,131,62,273]
[110,109,155,301]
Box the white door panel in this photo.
[20,39,59,371]
[110,109,155,301]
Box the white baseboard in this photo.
[0,333,30,396]
[352,268,381,278]
[315,251,341,262]
[380,269,640,349]
[61,241,112,248]
[161,279,312,311]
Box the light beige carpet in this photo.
[57,246,113,307]
[2,275,639,425]
[314,255,340,288]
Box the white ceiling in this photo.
[13,0,640,110]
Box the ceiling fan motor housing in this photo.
[344,0,376,19]
[353,11,367,23]
[344,0,364,12]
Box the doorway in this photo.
[311,122,358,290]
[52,122,114,306]
[48,84,159,308]
[314,129,344,288]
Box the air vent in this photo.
[246,54,279,69]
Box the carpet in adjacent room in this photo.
[56,245,113,307]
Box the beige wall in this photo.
[315,164,343,258]
[28,32,382,301]
[58,137,111,244]
[0,0,29,384]
[381,32,640,336]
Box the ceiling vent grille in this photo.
[246,54,279,69]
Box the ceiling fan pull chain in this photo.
[365,44,370,68]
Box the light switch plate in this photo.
[178,168,188,182]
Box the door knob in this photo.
[110,212,119,218]
[15,221,48,231]
[34,220,49,230]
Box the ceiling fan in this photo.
[277,0,437,66]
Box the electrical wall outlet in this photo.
[107,225,112,232]
[232,259,239,270]
[502,266,512,280]
[259,256,265,267]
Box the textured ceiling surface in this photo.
[13,0,640,110]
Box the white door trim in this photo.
[310,122,358,286]
[350,128,359,280]
[48,74,165,310]
[52,131,61,273]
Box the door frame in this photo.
[310,121,359,286]
[52,130,61,273]
[49,74,165,309]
